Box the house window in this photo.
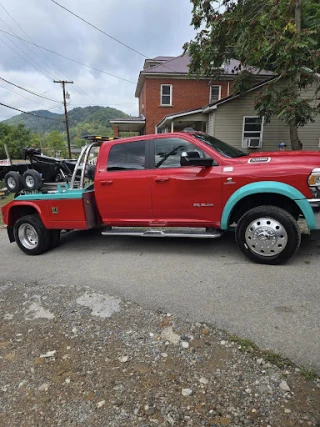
[242,117,264,148]
[161,84,172,106]
[210,85,221,103]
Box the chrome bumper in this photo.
[307,198,320,240]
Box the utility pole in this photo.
[54,80,73,158]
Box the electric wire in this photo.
[0,102,65,122]
[0,30,136,84]
[0,76,63,103]
[0,17,57,80]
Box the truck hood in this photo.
[238,150,320,166]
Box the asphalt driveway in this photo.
[1,228,320,371]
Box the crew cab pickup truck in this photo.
[1,132,320,264]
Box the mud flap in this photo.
[6,226,15,243]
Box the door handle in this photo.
[100,180,113,186]
[154,177,170,183]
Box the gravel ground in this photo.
[0,280,319,427]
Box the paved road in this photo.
[1,227,320,371]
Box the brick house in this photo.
[110,54,272,136]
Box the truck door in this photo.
[95,139,152,223]
[150,136,222,225]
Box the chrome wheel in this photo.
[245,217,288,257]
[7,177,16,190]
[18,223,39,250]
[25,175,35,188]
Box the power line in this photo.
[0,102,65,122]
[0,36,54,81]
[0,3,96,105]
[50,0,147,58]
[0,82,54,108]
[0,29,136,84]
[0,1,63,80]
[4,103,64,125]
[0,76,62,103]
[48,0,189,76]
[0,17,56,80]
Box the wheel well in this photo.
[229,193,303,225]
[8,205,39,226]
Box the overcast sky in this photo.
[0,0,197,122]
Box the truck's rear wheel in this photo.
[235,206,301,265]
[22,170,42,191]
[13,214,51,255]
[5,171,22,193]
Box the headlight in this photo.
[308,168,320,189]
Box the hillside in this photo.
[2,106,129,137]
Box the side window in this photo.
[107,141,146,171]
[242,116,264,148]
[160,84,172,106]
[154,138,207,169]
[210,85,221,103]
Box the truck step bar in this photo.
[101,227,223,239]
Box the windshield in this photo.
[193,133,247,158]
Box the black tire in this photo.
[13,214,51,255]
[235,206,301,265]
[22,169,42,191]
[4,171,22,193]
[50,229,61,249]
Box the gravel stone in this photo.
[0,281,319,427]
[280,380,291,392]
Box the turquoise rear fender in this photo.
[220,181,317,230]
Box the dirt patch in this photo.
[0,281,319,426]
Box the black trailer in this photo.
[0,146,77,193]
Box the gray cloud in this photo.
[0,0,196,121]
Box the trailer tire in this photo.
[4,171,23,193]
[22,169,42,191]
[13,214,51,255]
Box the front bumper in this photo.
[307,199,320,240]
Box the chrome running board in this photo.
[101,227,223,239]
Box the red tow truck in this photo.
[1,133,320,264]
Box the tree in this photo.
[45,130,67,158]
[0,123,32,159]
[184,0,320,150]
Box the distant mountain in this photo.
[2,106,129,136]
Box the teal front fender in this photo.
[220,181,317,230]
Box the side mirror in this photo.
[180,151,214,167]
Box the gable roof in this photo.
[203,75,280,112]
[135,54,274,97]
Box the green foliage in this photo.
[1,105,131,156]
[185,0,320,149]
[300,367,318,381]
[0,122,32,158]
[45,130,67,157]
[3,106,129,136]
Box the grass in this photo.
[300,367,318,381]
[229,334,320,378]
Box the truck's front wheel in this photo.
[13,215,51,255]
[235,206,301,265]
